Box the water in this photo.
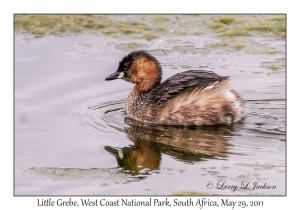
[14,16,285,195]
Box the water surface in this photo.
[14,15,286,195]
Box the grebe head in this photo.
[105,50,162,92]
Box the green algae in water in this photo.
[191,29,202,35]
[28,167,131,181]
[268,49,276,54]
[175,29,187,35]
[208,15,285,37]
[248,16,286,37]
[144,32,157,39]
[269,65,280,69]
[102,29,117,35]
[153,15,171,22]
[115,42,148,51]
[218,29,249,37]
[219,17,235,25]
[233,43,245,50]
[209,37,247,50]
[149,49,172,56]
[209,22,225,29]
[14,14,286,38]
[210,42,228,48]
[173,45,211,54]
[261,60,286,70]
[155,26,167,32]
[172,191,212,196]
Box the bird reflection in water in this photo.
[105,117,236,175]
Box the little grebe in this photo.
[105,50,244,126]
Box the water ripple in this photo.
[63,99,126,137]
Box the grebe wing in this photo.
[149,70,227,105]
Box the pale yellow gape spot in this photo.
[118,72,124,79]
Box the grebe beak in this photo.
[105,70,124,81]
